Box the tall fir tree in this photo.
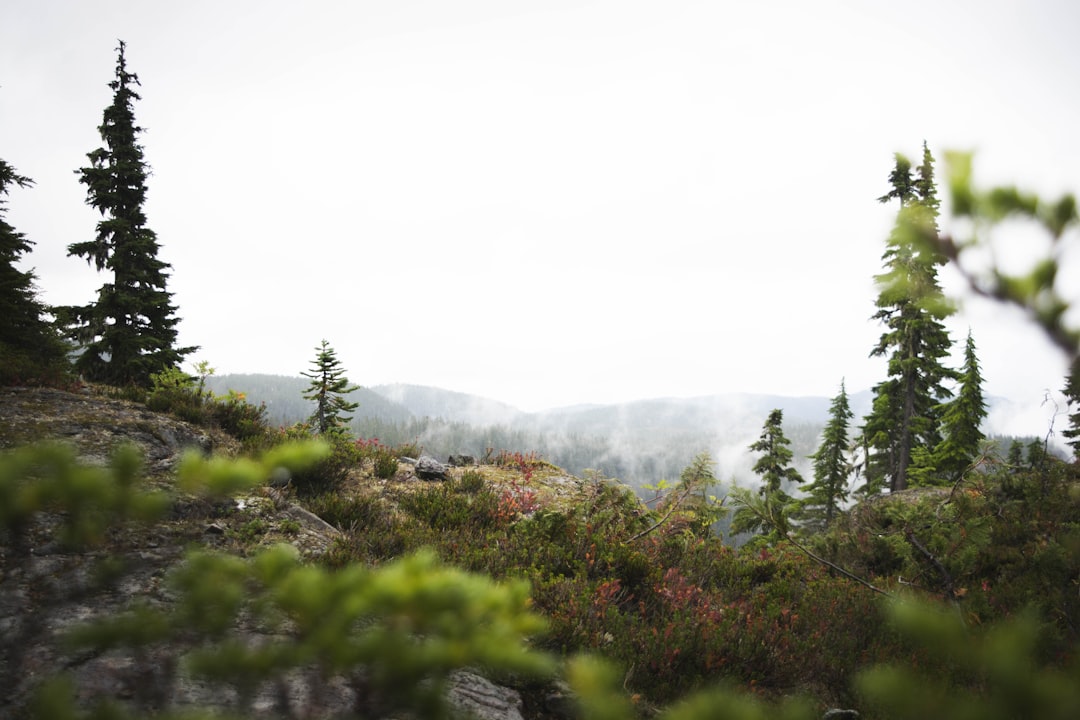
[1005,440,1025,470]
[0,159,68,384]
[860,143,956,493]
[731,409,804,544]
[302,340,360,435]
[1063,358,1080,461]
[60,41,194,387]
[799,380,853,532]
[919,330,987,483]
[750,408,805,496]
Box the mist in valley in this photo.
[205,375,1058,501]
[207,375,859,490]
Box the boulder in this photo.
[448,454,475,467]
[415,455,449,481]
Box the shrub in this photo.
[210,390,270,442]
[305,492,390,533]
[233,517,268,543]
[811,461,1080,654]
[397,482,501,532]
[322,524,420,568]
[459,468,486,493]
[0,345,74,389]
[355,437,400,479]
[284,428,361,496]
[145,366,205,421]
[373,450,398,479]
[144,367,272,444]
[858,600,1080,720]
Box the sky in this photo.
[2,0,1079,436]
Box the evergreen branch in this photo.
[624,482,699,544]
[934,232,1078,361]
[781,531,894,599]
[903,527,957,601]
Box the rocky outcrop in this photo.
[0,387,553,719]
[0,386,217,472]
[447,670,526,720]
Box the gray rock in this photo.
[447,670,525,720]
[283,504,341,536]
[416,455,449,481]
[448,454,475,467]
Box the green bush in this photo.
[354,438,401,479]
[858,600,1080,720]
[52,545,556,719]
[210,390,270,442]
[146,366,203,418]
[373,450,398,479]
[459,467,486,493]
[395,439,422,459]
[144,367,272,444]
[305,492,390,533]
[811,461,1080,655]
[397,481,502,532]
[284,428,361,496]
[0,344,74,389]
[0,441,169,555]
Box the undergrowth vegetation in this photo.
[144,365,272,445]
[3,383,1080,718]
[27,366,1079,716]
[286,429,1080,710]
[312,461,898,706]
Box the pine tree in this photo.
[731,409,804,544]
[860,143,956,492]
[677,452,722,537]
[800,381,853,531]
[1063,358,1080,461]
[302,340,359,435]
[0,159,68,384]
[750,408,805,495]
[1027,438,1049,471]
[925,330,987,483]
[59,41,194,387]
[1005,440,1025,469]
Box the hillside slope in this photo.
[0,387,567,719]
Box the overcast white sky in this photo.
[2,1,1079,433]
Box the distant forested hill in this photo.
[204,374,413,427]
[371,384,521,426]
[207,375,839,487]
[205,375,1040,492]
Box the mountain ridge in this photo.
[209,373,872,426]
[205,374,1038,488]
